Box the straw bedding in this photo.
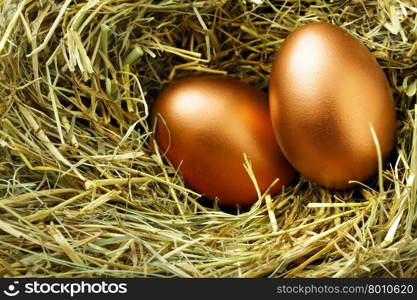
[0,0,416,277]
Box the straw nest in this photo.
[0,0,416,278]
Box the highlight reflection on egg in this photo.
[152,76,296,206]
[269,22,396,189]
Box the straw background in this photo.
[0,0,416,277]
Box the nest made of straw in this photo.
[0,0,416,278]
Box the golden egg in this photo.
[151,76,296,206]
[269,23,396,189]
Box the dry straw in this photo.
[0,0,416,277]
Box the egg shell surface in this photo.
[152,76,296,205]
[269,22,396,189]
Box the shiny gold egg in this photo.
[151,76,296,206]
[269,23,396,189]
